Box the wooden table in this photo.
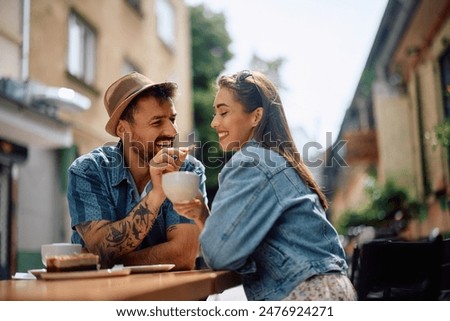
[0,270,242,301]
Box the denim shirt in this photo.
[200,140,347,300]
[67,141,207,248]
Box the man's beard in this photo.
[129,135,175,168]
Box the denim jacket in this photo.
[200,140,347,300]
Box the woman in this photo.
[174,70,356,300]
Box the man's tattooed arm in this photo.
[75,195,163,268]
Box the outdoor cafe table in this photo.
[0,269,242,300]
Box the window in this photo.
[156,0,176,49]
[438,47,450,171]
[67,12,96,85]
[439,47,450,118]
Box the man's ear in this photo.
[116,120,127,138]
[253,107,264,127]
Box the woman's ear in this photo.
[253,107,264,127]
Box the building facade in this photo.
[323,0,450,241]
[0,0,192,277]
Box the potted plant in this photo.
[435,118,450,148]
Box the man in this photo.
[67,72,206,269]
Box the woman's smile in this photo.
[217,131,229,139]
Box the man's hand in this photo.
[149,146,194,192]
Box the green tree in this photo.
[190,4,233,204]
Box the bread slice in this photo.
[46,253,99,272]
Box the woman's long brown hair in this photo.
[217,70,329,210]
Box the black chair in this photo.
[439,238,450,300]
[352,235,443,300]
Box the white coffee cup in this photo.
[162,171,201,203]
[41,243,82,267]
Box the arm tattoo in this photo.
[105,221,129,246]
[134,203,151,216]
[77,198,161,267]
[105,200,159,263]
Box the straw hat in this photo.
[104,72,177,136]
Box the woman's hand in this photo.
[173,197,210,230]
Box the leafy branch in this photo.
[435,118,450,148]
[336,180,426,235]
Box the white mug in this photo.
[162,172,201,203]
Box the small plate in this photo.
[125,264,175,273]
[29,268,131,280]
[12,272,38,280]
[28,268,46,278]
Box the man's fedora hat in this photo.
[104,72,177,136]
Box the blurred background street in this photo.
[0,0,449,297]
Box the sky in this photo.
[185,0,388,150]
